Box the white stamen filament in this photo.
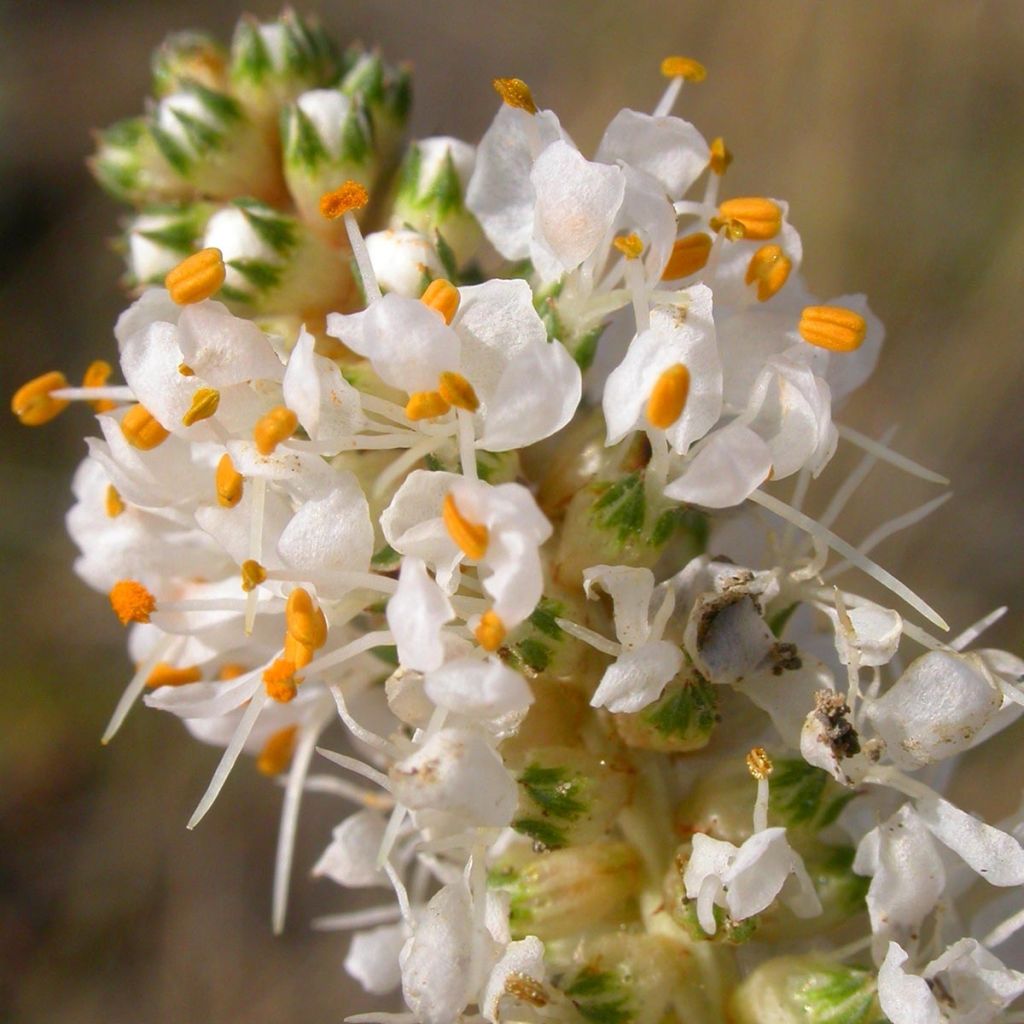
[374,435,447,499]
[312,903,403,932]
[301,629,394,679]
[331,685,402,757]
[554,617,622,656]
[316,747,392,791]
[837,424,948,484]
[344,211,381,303]
[187,690,269,829]
[244,476,266,636]
[101,634,179,744]
[652,74,684,118]
[982,905,1024,950]
[457,408,478,481]
[819,426,898,530]
[297,773,394,809]
[51,386,136,402]
[749,489,949,630]
[952,606,1008,651]
[623,255,650,333]
[753,777,770,833]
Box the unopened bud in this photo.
[489,841,642,941]
[339,47,412,163]
[152,30,228,96]
[365,228,444,297]
[614,675,717,753]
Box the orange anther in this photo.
[240,559,267,593]
[165,247,225,305]
[717,198,781,241]
[646,364,690,430]
[798,306,867,353]
[181,387,220,427]
[437,372,479,413]
[285,587,327,649]
[319,181,370,220]
[11,371,69,426]
[660,56,707,82]
[745,244,792,302]
[709,137,732,176]
[405,391,451,421]
[492,77,537,114]
[661,233,712,280]
[83,360,117,412]
[215,452,244,508]
[420,278,460,324]
[105,484,125,518]
[443,492,489,560]
[253,406,297,455]
[257,726,298,775]
[145,662,203,688]
[109,579,156,625]
[474,610,506,652]
[263,658,298,702]
[121,404,170,450]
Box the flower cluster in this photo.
[13,13,1024,1024]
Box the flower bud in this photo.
[151,31,228,96]
[392,137,482,266]
[560,934,686,1024]
[338,47,412,165]
[532,280,607,370]
[613,674,718,753]
[282,89,377,240]
[510,746,633,850]
[489,841,642,940]
[89,117,188,204]
[729,956,881,1024]
[204,198,355,315]
[364,228,444,297]
[148,82,283,202]
[229,11,341,123]
[122,202,215,288]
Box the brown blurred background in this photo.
[2,1,1023,1021]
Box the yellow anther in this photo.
[263,658,298,703]
[283,632,315,671]
[215,452,244,508]
[613,233,644,261]
[437,371,479,413]
[257,725,298,776]
[217,662,248,680]
[105,484,125,518]
[11,371,69,426]
[798,305,867,353]
[745,244,792,302]
[253,405,297,455]
[708,215,746,241]
[660,56,707,82]
[475,610,506,652]
[646,363,690,430]
[747,746,774,781]
[83,360,117,412]
[405,390,451,421]
[145,662,203,689]
[165,247,225,305]
[709,136,732,176]
[121,404,170,451]
[661,232,712,280]
[443,492,489,561]
[420,278,461,324]
[717,198,782,241]
[492,77,537,114]
[109,579,156,625]
[285,587,328,650]
[178,363,195,377]
[181,387,220,427]
[319,181,369,220]
[240,559,267,593]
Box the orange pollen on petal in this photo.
[437,371,479,413]
[747,746,774,780]
[121,404,170,451]
[240,559,267,593]
[109,579,156,625]
[145,662,203,689]
[745,244,792,302]
[253,405,297,455]
[83,360,117,412]
[442,492,489,561]
[181,387,220,427]
[474,610,506,652]
[215,452,244,508]
[613,233,644,261]
[105,484,125,518]
[798,305,867,353]
[709,136,732,176]
[646,364,690,430]
[165,247,225,305]
[420,278,460,324]
[661,233,712,280]
[263,658,298,702]
[405,391,451,421]
[286,587,327,650]
[319,181,369,220]
[716,198,781,241]
[660,56,707,82]
[257,725,299,776]
[217,662,248,680]
[11,371,69,426]
[492,77,537,114]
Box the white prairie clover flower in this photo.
[14,22,1024,1024]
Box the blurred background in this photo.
[2,1,1022,1020]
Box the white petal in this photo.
[583,564,656,647]
[877,943,942,1024]
[734,655,835,749]
[590,641,683,714]
[424,656,533,722]
[312,810,389,888]
[481,936,546,1024]
[823,602,902,668]
[724,828,820,922]
[366,228,443,297]
[664,425,772,509]
[346,923,406,995]
[529,141,625,276]
[866,652,1002,770]
[176,300,284,384]
[282,326,362,443]
[917,796,1024,887]
[683,591,774,685]
[595,108,709,199]
[925,938,1024,1017]
[387,556,454,673]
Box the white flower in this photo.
[584,565,683,714]
[423,656,533,731]
[387,556,455,673]
[683,828,821,935]
[313,809,389,888]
